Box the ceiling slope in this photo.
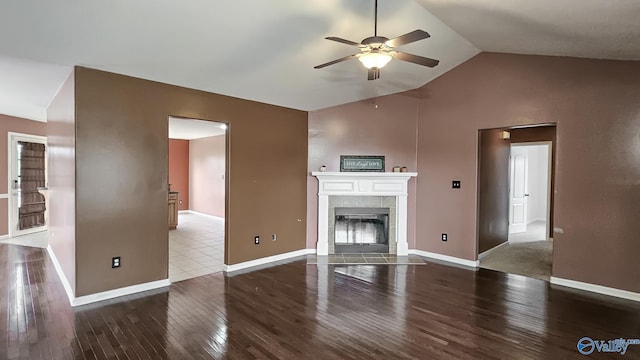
[0,0,479,121]
[415,0,640,60]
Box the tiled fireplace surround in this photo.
[312,172,417,256]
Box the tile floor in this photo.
[307,253,427,265]
[169,212,225,282]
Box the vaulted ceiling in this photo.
[1,0,639,122]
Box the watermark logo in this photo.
[577,337,640,355]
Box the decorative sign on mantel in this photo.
[340,155,385,172]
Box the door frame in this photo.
[508,141,553,241]
[7,132,48,238]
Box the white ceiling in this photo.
[1,0,639,122]
[168,117,226,140]
[415,0,640,60]
[0,0,478,121]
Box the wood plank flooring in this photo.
[1,243,639,359]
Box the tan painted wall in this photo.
[46,71,76,294]
[0,114,47,236]
[190,135,226,218]
[73,67,307,296]
[416,52,640,292]
[307,93,419,250]
[168,139,189,210]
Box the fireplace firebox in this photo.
[334,207,390,253]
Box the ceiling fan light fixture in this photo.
[357,50,393,69]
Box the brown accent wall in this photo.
[0,114,47,236]
[510,126,557,238]
[415,52,640,292]
[190,135,226,218]
[168,139,189,210]
[74,67,307,296]
[307,93,419,249]
[477,129,510,253]
[46,71,76,293]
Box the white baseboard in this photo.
[0,234,9,240]
[182,210,224,221]
[550,276,640,302]
[47,245,170,307]
[46,244,75,305]
[478,241,509,260]
[225,249,309,273]
[306,247,479,268]
[527,218,546,224]
[409,249,479,268]
[72,279,171,307]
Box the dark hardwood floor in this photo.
[1,243,639,359]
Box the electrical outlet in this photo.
[112,256,121,268]
[441,233,448,241]
[452,180,461,189]
[254,236,260,245]
[272,234,277,241]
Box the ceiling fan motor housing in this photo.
[362,36,390,46]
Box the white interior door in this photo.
[9,133,48,237]
[509,146,529,234]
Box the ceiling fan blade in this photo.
[368,68,380,81]
[385,30,430,47]
[325,37,362,47]
[394,51,439,68]
[314,54,357,69]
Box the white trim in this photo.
[47,244,171,307]
[46,244,75,305]
[305,248,316,254]
[409,249,480,268]
[312,172,417,256]
[71,279,171,307]
[182,210,224,221]
[0,234,9,240]
[8,132,48,238]
[224,249,308,273]
[550,276,640,302]
[478,241,509,260]
[0,193,8,199]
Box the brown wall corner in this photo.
[46,69,76,295]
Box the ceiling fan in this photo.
[314,0,439,80]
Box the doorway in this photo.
[167,116,227,282]
[477,126,556,281]
[508,142,552,242]
[8,132,48,239]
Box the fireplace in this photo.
[312,171,417,256]
[334,207,390,253]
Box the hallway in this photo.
[480,221,553,281]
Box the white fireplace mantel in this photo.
[312,172,417,256]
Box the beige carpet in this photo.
[480,240,553,281]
